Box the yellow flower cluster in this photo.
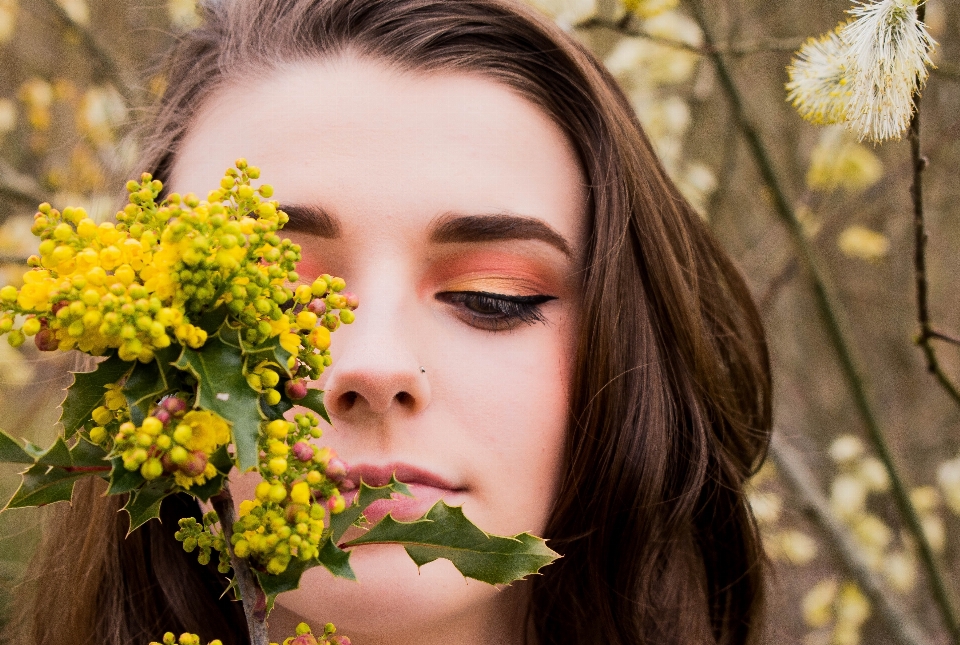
[230,415,347,575]
[102,395,229,489]
[152,622,351,645]
[0,159,357,370]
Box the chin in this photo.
[275,543,520,641]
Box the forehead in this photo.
[169,54,587,248]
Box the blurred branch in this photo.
[574,15,802,56]
[36,0,137,107]
[770,434,932,645]
[910,49,960,407]
[0,161,44,214]
[685,2,960,642]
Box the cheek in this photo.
[439,306,576,536]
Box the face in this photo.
[170,54,588,645]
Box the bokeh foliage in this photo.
[0,0,958,643]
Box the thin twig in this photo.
[211,482,269,645]
[770,434,931,645]
[573,15,803,57]
[909,8,960,407]
[37,0,137,107]
[929,330,960,347]
[685,2,960,642]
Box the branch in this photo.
[37,0,137,107]
[770,434,932,645]
[684,2,960,641]
[909,15,960,407]
[573,15,803,57]
[211,482,269,645]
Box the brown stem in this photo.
[211,482,270,645]
[685,1,960,641]
[909,13,960,407]
[573,15,802,57]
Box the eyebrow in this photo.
[279,204,572,258]
[280,204,342,238]
[430,212,573,258]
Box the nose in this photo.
[320,291,430,420]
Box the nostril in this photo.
[341,391,359,410]
[395,391,413,406]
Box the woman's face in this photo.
[170,54,587,644]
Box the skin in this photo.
[170,52,588,645]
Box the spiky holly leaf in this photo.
[329,477,412,542]
[296,389,331,425]
[174,326,262,471]
[4,464,87,508]
[123,481,173,533]
[343,501,559,585]
[122,347,179,425]
[240,334,293,378]
[107,456,144,495]
[59,353,132,438]
[255,536,356,615]
[4,437,111,509]
[0,430,33,464]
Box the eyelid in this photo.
[435,290,557,332]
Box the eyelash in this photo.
[435,291,557,332]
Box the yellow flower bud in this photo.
[141,416,163,435]
[0,285,17,302]
[269,457,288,476]
[92,406,114,426]
[296,310,318,329]
[290,482,311,505]
[267,420,289,439]
[269,483,287,503]
[265,388,281,406]
[173,423,193,445]
[89,426,107,444]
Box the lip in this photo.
[341,462,467,526]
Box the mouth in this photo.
[342,462,468,524]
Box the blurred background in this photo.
[0,0,957,643]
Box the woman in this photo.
[10,0,771,643]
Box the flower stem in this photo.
[211,481,270,645]
[685,1,960,641]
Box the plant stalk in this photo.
[770,434,931,645]
[212,482,270,645]
[909,5,960,407]
[686,2,960,641]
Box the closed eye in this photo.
[435,291,557,332]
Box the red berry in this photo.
[154,409,172,426]
[285,379,308,400]
[306,299,326,316]
[34,328,58,351]
[326,457,347,481]
[342,292,359,309]
[162,396,187,415]
[161,452,178,473]
[290,635,318,645]
[292,441,313,462]
[179,451,208,477]
[51,300,69,315]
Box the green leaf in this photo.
[241,334,293,378]
[107,457,144,495]
[188,473,226,503]
[255,559,312,613]
[122,347,178,425]
[123,481,173,533]
[174,327,262,471]
[33,437,72,467]
[68,438,109,469]
[59,353,132,438]
[343,502,559,585]
[0,431,35,464]
[4,464,88,509]
[316,536,355,580]
[296,389,331,425]
[329,477,412,542]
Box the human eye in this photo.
[435,290,557,332]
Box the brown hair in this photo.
[9,1,771,643]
